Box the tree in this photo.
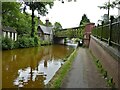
[47,22,53,27]
[98,0,115,20]
[2,2,21,27]
[2,2,32,36]
[111,0,120,10]
[24,2,54,37]
[79,14,90,26]
[53,22,62,31]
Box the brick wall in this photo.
[83,23,95,47]
[89,36,119,88]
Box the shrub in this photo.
[41,40,52,45]
[17,36,29,48]
[29,38,35,47]
[16,36,39,48]
[2,37,14,50]
[34,36,40,46]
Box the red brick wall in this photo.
[89,37,119,87]
[85,23,95,33]
[83,23,95,47]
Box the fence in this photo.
[92,17,120,49]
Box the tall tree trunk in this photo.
[108,6,110,20]
[31,9,35,37]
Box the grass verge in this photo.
[45,48,77,88]
[89,49,116,88]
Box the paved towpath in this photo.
[61,48,108,88]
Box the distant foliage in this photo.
[79,14,90,26]
[53,22,62,31]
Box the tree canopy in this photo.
[98,0,120,20]
[2,2,37,37]
[53,22,62,31]
[79,14,90,26]
[23,2,54,37]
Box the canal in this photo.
[2,45,74,88]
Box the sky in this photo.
[26,0,118,29]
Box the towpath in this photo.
[61,48,108,88]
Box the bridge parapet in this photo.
[54,26,84,38]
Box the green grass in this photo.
[46,48,77,88]
[89,49,116,88]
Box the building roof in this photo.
[38,25,52,35]
[2,26,17,32]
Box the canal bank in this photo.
[61,47,108,88]
[46,48,77,88]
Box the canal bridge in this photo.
[53,26,84,44]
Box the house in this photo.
[83,23,95,47]
[37,19,53,42]
[2,26,17,41]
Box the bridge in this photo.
[53,26,85,44]
[54,26,84,38]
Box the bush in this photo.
[2,35,41,50]
[2,37,14,50]
[34,36,40,46]
[17,36,30,48]
[16,36,39,48]
[41,40,51,45]
[29,38,35,47]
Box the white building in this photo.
[2,26,17,41]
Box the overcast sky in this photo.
[26,0,118,29]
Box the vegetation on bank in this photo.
[1,36,52,50]
[89,49,116,88]
[46,48,77,88]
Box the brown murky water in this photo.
[2,45,74,88]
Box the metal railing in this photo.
[55,26,85,38]
[92,17,120,49]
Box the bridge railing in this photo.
[92,17,120,49]
[55,26,85,38]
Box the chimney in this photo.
[46,18,49,27]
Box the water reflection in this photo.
[2,45,74,88]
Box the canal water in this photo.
[2,45,74,88]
